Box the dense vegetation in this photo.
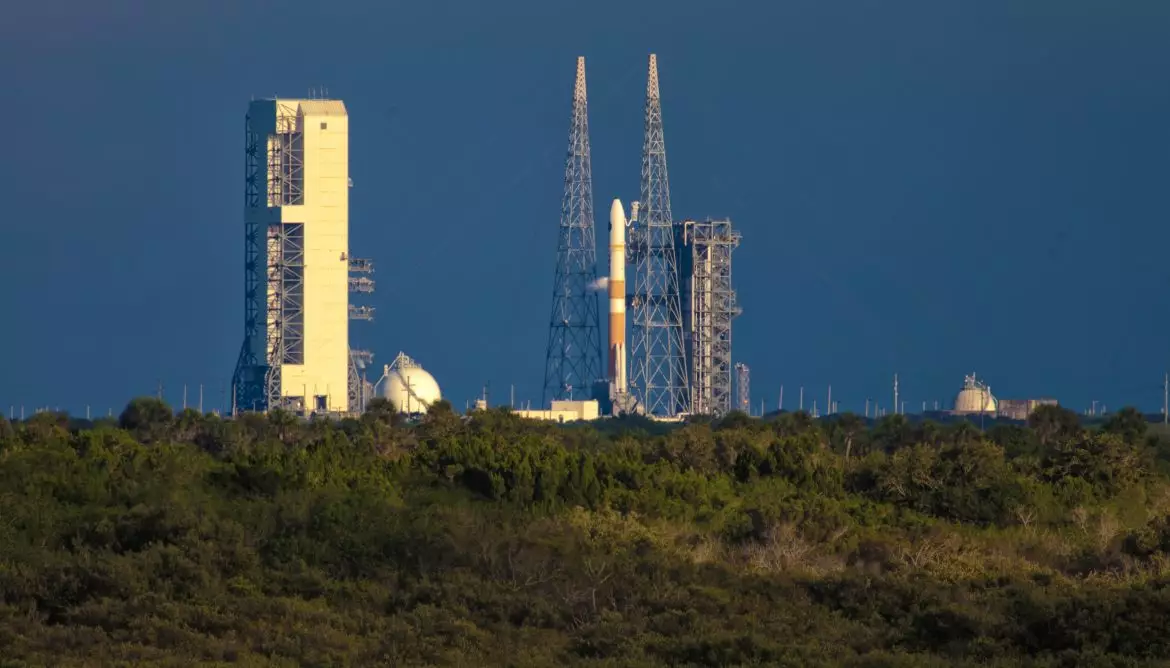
[4,398,1170,666]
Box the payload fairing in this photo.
[608,199,628,394]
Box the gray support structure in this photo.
[233,106,304,413]
[265,221,305,412]
[629,54,690,416]
[542,56,603,406]
[231,113,266,413]
[348,256,375,415]
[735,363,750,415]
[678,219,741,416]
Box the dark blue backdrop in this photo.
[1,0,1167,416]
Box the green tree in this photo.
[1044,431,1146,497]
[872,414,913,452]
[362,396,402,427]
[1028,404,1081,447]
[1102,407,1148,445]
[118,397,173,443]
[830,413,867,460]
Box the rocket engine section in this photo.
[608,199,628,394]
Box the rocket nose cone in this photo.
[609,199,626,228]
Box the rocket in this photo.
[608,199,628,393]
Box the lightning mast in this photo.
[542,57,603,406]
[630,54,690,416]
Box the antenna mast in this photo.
[893,374,899,416]
[542,57,603,407]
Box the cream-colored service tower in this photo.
[247,98,350,413]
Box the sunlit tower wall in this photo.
[232,98,352,414]
[678,219,741,416]
[629,54,690,417]
[542,57,603,406]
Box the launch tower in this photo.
[629,54,690,416]
[542,57,604,406]
[232,98,360,415]
[678,219,741,415]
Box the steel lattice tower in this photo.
[542,57,603,406]
[679,219,741,416]
[630,54,690,416]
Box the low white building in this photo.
[514,400,600,423]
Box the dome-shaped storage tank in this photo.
[954,373,996,414]
[378,352,442,414]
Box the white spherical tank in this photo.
[379,352,442,414]
[953,373,997,414]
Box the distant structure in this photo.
[514,399,600,423]
[997,398,1058,420]
[377,352,442,415]
[948,372,1057,420]
[542,56,603,407]
[629,54,690,417]
[536,54,740,421]
[348,256,376,412]
[678,219,741,415]
[953,373,997,414]
[232,97,367,416]
[735,363,751,414]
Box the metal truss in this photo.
[735,363,750,414]
[267,103,304,207]
[232,113,268,413]
[349,305,375,321]
[349,277,375,293]
[348,249,375,414]
[629,54,690,417]
[264,222,305,411]
[679,219,741,416]
[542,56,603,406]
[233,104,306,415]
[348,348,372,415]
[348,258,374,273]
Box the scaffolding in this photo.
[233,104,303,413]
[263,222,305,411]
[678,219,741,416]
[267,104,304,207]
[231,112,267,412]
[348,276,375,293]
[349,305,375,321]
[348,254,375,414]
[348,258,374,274]
[348,349,373,414]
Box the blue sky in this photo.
[1,0,1168,417]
